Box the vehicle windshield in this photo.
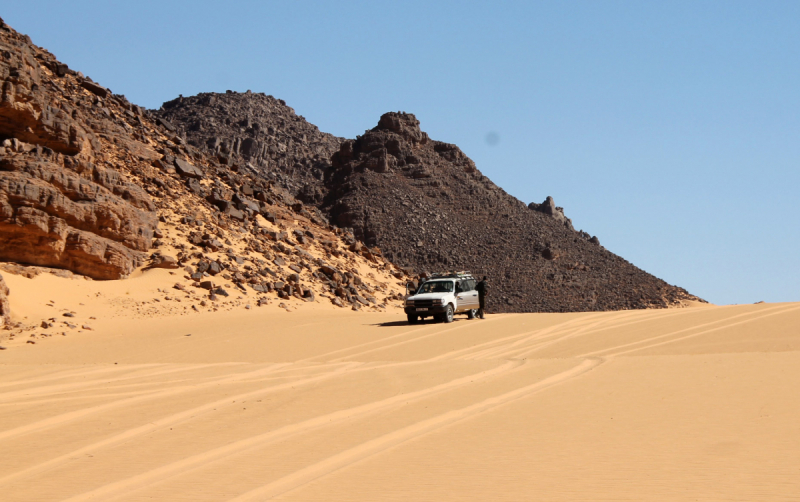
[417,281,454,294]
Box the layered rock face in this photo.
[154,92,342,199]
[0,18,157,279]
[320,112,699,312]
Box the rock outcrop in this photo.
[154,91,342,200]
[0,273,9,326]
[528,196,573,230]
[0,17,157,279]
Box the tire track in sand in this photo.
[0,364,164,390]
[0,362,370,486]
[297,325,433,362]
[577,303,800,358]
[427,314,604,362]
[60,359,523,502]
[504,308,691,361]
[0,362,300,443]
[328,315,512,362]
[469,312,638,360]
[227,358,603,502]
[0,364,233,403]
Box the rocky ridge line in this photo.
[0,19,410,335]
[155,91,342,199]
[160,93,703,312]
[320,111,702,312]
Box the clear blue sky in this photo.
[5,1,799,305]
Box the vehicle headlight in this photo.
[405,299,414,307]
[433,299,444,305]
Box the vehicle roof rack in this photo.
[428,271,475,280]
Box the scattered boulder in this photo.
[173,158,204,179]
[149,254,179,269]
[80,79,109,98]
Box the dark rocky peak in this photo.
[373,112,429,145]
[154,91,342,199]
[330,113,478,183]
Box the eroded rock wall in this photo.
[0,17,157,279]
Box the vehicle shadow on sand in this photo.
[372,318,471,328]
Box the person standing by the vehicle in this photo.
[476,276,488,319]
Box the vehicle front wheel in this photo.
[444,304,454,323]
[407,314,418,324]
[467,309,477,319]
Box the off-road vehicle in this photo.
[404,272,480,324]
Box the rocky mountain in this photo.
[0,15,699,315]
[0,18,408,319]
[321,112,701,312]
[154,92,341,198]
[162,93,702,312]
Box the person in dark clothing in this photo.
[475,276,488,319]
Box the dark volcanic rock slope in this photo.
[163,93,701,312]
[154,92,341,199]
[323,112,699,312]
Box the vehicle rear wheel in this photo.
[467,309,477,319]
[407,314,418,324]
[444,304,454,323]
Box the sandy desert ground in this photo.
[1,271,799,501]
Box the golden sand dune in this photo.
[1,272,799,500]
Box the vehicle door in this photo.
[454,281,468,312]
[465,279,479,310]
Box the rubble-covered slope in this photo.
[160,91,702,312]
[0,18,408,329]
[321,112,702,312]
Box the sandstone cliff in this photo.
[0,17,157,279]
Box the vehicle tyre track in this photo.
[227,358,603,502]
[59,359,523,502]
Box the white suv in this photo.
[404,273,480,323]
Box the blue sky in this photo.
[5,1,799,305]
